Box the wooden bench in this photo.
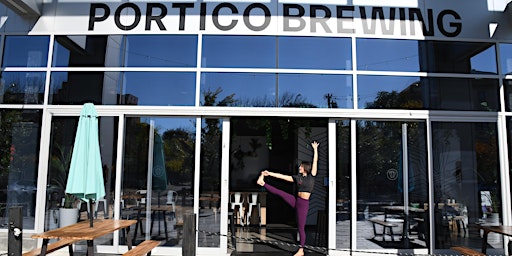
[451,246,485,256]
[123,240,160,256]
[368,219,399,241]
[23,238,79,256]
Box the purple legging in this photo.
[264,183,309,247]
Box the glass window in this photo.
[200,72,276,107]
[432,122,501,253]
[499,43,512,75]
[358,75,423,109]
[1,72,45,104]
[0,109,42,230]
[121,72,196,106]
[357,39,497,74]
[54,35,198,67]
[202,35,276,68]
[358,76,499,111]
[357,38,420,72]
[201,73,352,108]
[278,74,352,108]
[53,35,121,67]
[504,79,512,112]
[121,116,196,247]
[356,120,428,250]
[49,72,196,106]
[2,36,49,67]
[278,36,352,70]
[123,35,197,67]
[50,71,116,105]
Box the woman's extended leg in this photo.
[263,183,296,207]
[257,173,296,207]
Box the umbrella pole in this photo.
[89,198,94,227]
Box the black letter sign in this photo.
[115,3,141,31]
[89,3,110,30]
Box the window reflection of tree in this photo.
[201,87,317,108]
[365,81,423,110]
[358,90,426,203]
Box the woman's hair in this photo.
[301,161,312,174]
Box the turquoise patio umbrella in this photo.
[152,132,168,207]
[65,103,105,227]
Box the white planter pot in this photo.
[59,208,79,227]
[480,213,501,244]
[487,213,500,224]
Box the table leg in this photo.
[229,212,236,250]
[125,226,133,250]
[482,231,489,254]
[163,211,168,241]
[87,240,94,256]
[157,211,162,235]
[68,243,74,256]
[40,239,49,256]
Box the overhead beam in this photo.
[0,0,40,16]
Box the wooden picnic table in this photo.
[32,219,137,256]
[480,225,512,254]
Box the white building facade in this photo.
[1,0,512,255]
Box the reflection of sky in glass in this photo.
[202,35,352,70]
[124,35,197,67]
[279,74,352,108]
[358,75,419,109]
[357,38,419,71]
[278,36,352,70]
[500,44,512,75]
[470,45,496,74]
[202,35,276,68]
[49,72,68,92]
[123,72,196,106]
[358,39,497,74]
[3,36,49,67]
[52,40,70,67]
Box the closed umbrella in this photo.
[65,103,105,227]
[152,132,168,206]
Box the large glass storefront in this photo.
[1,8,512,255]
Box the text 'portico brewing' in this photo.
[89,2,462,37]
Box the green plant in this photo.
[482,190,500,214]
[62,193,78,209]
[490,192,501,214]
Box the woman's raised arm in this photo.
[311,141,319,176]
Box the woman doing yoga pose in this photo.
[257,141,319,256]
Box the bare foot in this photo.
[293,247,304,256]
[257,173,265,186]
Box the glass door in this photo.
[228,117,328,254]
[332,120,429,255]
[120,116,196,254]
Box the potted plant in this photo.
[59,193,79,227]
[481,190,500,223]
[488,192,501,223]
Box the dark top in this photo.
[293,174,315,193]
